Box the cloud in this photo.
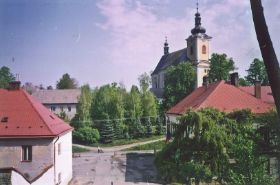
[96,0,280,84]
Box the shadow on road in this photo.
[125,153,163,184]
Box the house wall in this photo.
[0,138,54,182]
[11,167,54,185]
[45,103,77,120]
[54,131,72,185]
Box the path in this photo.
[73,137,165,152]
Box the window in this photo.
[190,46,194,55]
[58,143,61,155]
[51,106,56,111]
[68,106,71,112]
[22,146,32,161]
[1,117,8,123]
[202,45,206,54]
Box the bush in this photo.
[73,127,100,144]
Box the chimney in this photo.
[230,72,239,86]
[9,81,21,90]
[202,76,209,87]
[255,81,261,99]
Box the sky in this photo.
[0,0,280,89]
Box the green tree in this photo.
[238,77,250,86]
[124,85,142,119]
[0,66,15,88]
[209,53,235,82]
[75,84,92,127]
[91,83,125,138]
[138,72,151,92]
[245,58,269,85]
[99,114,114,143]
[141,90,157,119]
[56,73,78,89]
[163,62,195,110]
[73,126,100,144]
[145,117,153,136]
[155,117,163,135]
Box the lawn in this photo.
[72,145,90,153]
[125,140,166,151]
[88,135,165,147]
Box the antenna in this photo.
[165,36,167,43]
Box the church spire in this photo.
[164,36,169,55]
[191,0,206,35]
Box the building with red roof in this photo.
[166,80,273,124]
[0,82,73,185]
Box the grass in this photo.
[125,140,166,151]
[89,135,164,148]
[72,145,90,153]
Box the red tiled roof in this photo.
[239,86,274,104]
[0,89,72,138]
[167,81,273,115]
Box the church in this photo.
[151,7,212,99]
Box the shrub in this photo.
[73,127,100,144]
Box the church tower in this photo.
[186,3,212,88]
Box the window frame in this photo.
[22,145,32,162]
[202,45,207,54]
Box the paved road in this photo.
[73,137,165,152]
[69,151,163,185]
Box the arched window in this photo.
[202,45,207,54]
[190,46,194,55]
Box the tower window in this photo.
[202,45,207,54]
[190,46,194,55]
[22,146,32,161]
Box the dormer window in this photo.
[202,45,206,54]
[1,117,8,123]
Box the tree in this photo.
[208,53,235,82]
[99,114,114,143]
[245,58,269,85]
[155,117,163,135]
[0,66,15,88]
[141,90,158,120]
[75,84,92,127]
[56,73,78,89]
[250,0,280,120]
[238,77,250,86]
[163,62,195,110]
[73,126,100,144]
[124,85,142,119]
[22,82,37,94]
[138,72,151,92]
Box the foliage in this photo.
[74,84,92,127]
[73,127,100,144]
[155,108,275,184]
[155,117,164,135]
[209,53,235,82]
[0,66,15,89]
[124,85,143,119]
[145,118,153,136]
[99,114,114,143]
[245,58,269,85]
[141,90,158,120]
[57,111,70,122]
[138,72,151,92]
[238,77,250,86]
[163,62,195,110]
[56,73,78,89]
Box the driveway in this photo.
[69,151,163,185]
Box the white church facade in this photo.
[151,9,212,99]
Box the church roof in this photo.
[151,48,189,75]
[167,81,273,115]
[0,88,72,138]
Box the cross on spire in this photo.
[196,0,199,13]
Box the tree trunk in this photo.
[250,0,280,119]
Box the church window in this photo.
[190,46,194,55]
[202,45,206,54]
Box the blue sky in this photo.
[0,0,280,89]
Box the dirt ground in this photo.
[69,151,163,185]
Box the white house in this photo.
[32,89,81,120]
[0,82,73,185]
